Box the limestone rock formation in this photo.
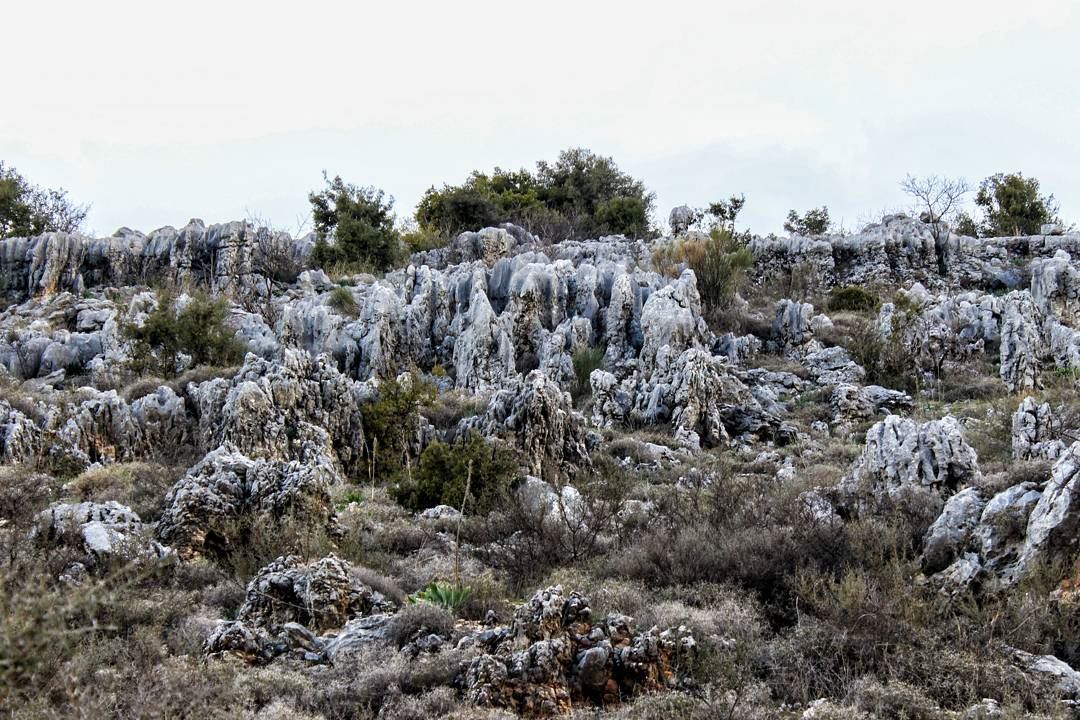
[470,370,592,474]
[1012,396,1065,461]
[830,384,913,428]
[1013,442,1080,581]
[155,445,341,559]
[999,290,1043,392]
[841,415,981,506]
[33,500,170,564]
[462,585,696,716]
[237,554,394,634]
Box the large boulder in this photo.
[155,445,341,560]
[841,415,981,507]
[237,554,394,634]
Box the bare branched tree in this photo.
[900,175,971,240]
[230,213,306,327]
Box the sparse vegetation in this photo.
[124,290,246,378]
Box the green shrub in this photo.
[976,172,1061,237]
[828,286,880,313]
[326,286,358,316]
[393,432,516,515]
[124,291,245,379]
[407,582,473,616]
[363,374,437,481]
[784,206,832,235]
[655,227,753,327]
[308,173,403,272]
[0,161,88,239]
[388,601,456,648]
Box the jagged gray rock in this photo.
[155,444,342,560]
[1012,396,1065,461]
[237,554,393,634]
[1013,442,1080,581]
[830,384,913,427]
[841,415,981,505]
[468,370,591,474]
[33,500,170,564]
[999,290,1043,392]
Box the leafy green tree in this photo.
[952,211,980,237]
[308,173,402,272]
[362,374,437,481]
[975,172,1060,236]
[706,194,746,234]
[415,149,655,241]
[124,291,245,378]
[0,162,88,239]
[784,206,832,235]
[534,148,655,238]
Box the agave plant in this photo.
[409,581,473,612]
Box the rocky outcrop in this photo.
[1013,442,1080,581]
[155,445,341,560]
[0,220,310,301]
[191,350,370,474]
[921,488,986,574]
[637,270,709,374]
[1012,397,1065,461]
[470,370,592,474]
[841,415,981,507]
[33,500,170,565]
[922,444,1080,590]
[830,384,913,428]
[770,299,817,356]
[237,554,394,634]
[462,585,695,716]
[591,347,783,449]
[999,291,1043,392]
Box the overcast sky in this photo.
[4,0,1077,237]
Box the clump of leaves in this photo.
[828,286,880,313]
[571,346,604,402]
[409,581,473,613]
[308,173,403,273]
[362,374,437,482]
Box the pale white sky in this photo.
[3,0,1077,236]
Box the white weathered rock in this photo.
[34,500,169,563]
[1011,396,1065,461]
[469,370,591,474]
[1013,442,1080,581]
[921,487,986,574]
[156,444,342,559]
[842,415,981,504]
[999,290,1043,392]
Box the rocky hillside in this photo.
[3,214,1080,719]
